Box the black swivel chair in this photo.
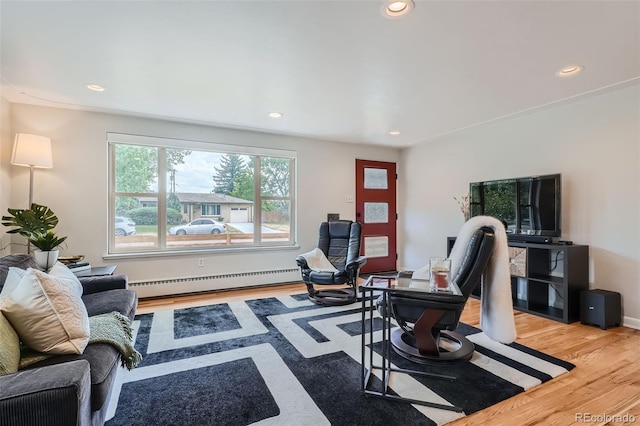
[296,221,367,306]
[386,227,495,364]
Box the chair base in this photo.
[390,329,475,364]
[307,286,357,306]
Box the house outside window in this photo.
[108,133,295,254]
[201,204,221,217]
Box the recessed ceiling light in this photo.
[86,84,105,92]
[389,130,401,136]
[556,65,584,77]
[382,0,414,18]
[268,112,283,118]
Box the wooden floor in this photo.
[138,282,640,426]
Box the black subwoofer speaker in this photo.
[580,289,621,330]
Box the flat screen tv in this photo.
[470,174,561,238]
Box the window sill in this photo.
[103,244,301,261]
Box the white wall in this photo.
[6,102,399,296]
[0,97,12,256]
[400,83,640,326]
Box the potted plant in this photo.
[2,203,67,269]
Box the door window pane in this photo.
[364,236,389,258]
[364,202,388,223]
[364,168,388,189]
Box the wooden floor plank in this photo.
[137,283,640,425]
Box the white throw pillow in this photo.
[2,268,90,354]
[48,261,83,292]
[0,267,27,310]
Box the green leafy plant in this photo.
[2,203,67,250]
[29,230,67,251]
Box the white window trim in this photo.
[107,133,296,159]
[108,133,296,255]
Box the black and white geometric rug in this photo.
[105,294,574,426]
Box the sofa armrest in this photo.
[80,274,128,295]
[0,360,92,426]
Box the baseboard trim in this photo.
[623,316,640,330]
[130,268,300,298]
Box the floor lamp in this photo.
[11,133,53,253]
[11,133,53,208]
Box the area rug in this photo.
[105,293,574,426]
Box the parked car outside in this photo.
[169,218,226,235]
[115,216,136,236]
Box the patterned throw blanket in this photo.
[20,311,142,370]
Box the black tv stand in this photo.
[447,237,589,323]
[508,235,554,244]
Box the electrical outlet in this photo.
[198,258,205,267]
[347,195,354,203]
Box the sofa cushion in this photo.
[0,311,19,376]
[2,268,90,354]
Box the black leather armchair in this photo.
[296,221,367,305]
[387,227,496,363]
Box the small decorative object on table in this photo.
[59,256,91,272]
[59,255,85,265]
[429,257,451,290]
[454,193,471,221]
[66,261,91,273]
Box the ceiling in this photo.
[1,1,638,147]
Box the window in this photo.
[108,133,295,254]
[202,204,221,216]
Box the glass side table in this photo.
[360,274,464,412]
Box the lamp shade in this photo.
[11,133,53,168]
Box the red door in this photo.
[355,159,397,273]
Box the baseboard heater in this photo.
[131,268,300,298]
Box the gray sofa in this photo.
[0,254,138,426]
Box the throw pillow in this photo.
[0,267,28,311]
[2,268,90,355]
[0,311,20,375]
[48,261,83,292]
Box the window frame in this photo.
[107,133,296,255]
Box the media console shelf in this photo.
[447,238,589,323]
